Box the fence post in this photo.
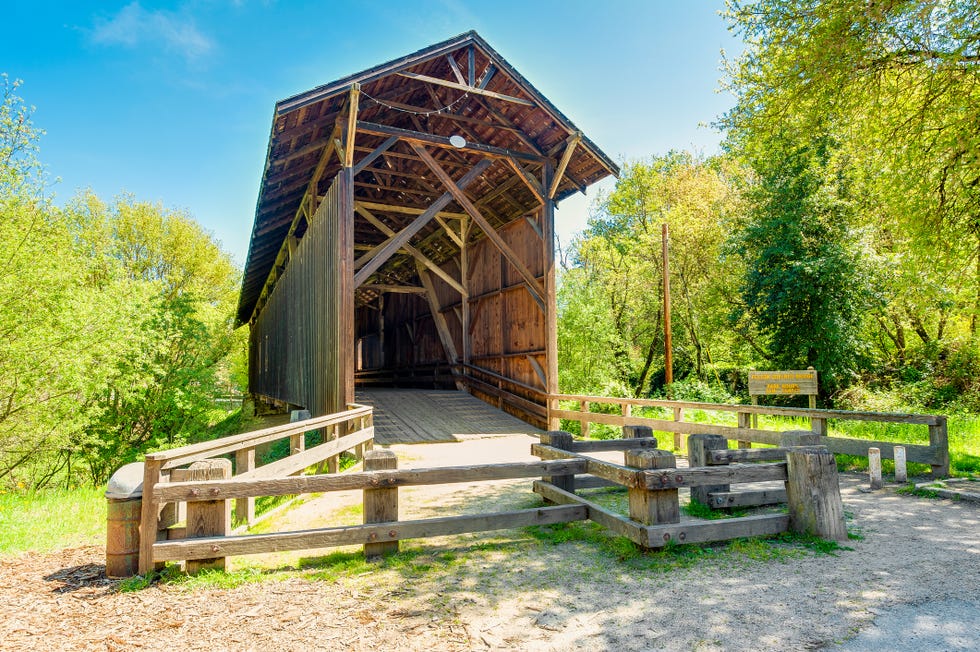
[182,459,232,574]
[894,446,907,483]
[868,448,883,490]
[622,425,656,465]
[672,407,684,452]
[235,448,256,527]
[363,449,399,560]
[736,412,752,449]
[580,400,590,439]
[541,431,575,494]
[138,458,163,575]
[624,450,679,525]
[688,434,729,506]
[929,416,950,478]
[290,409,311,456]
[785,447,847,542]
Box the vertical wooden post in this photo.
[460,217,471,367]
[625,450,679,525]
[785,447,847,541]
[290,409,310,458]
[929,416,950,478]
[750,396,759,429]
[540,431,575,494]
[363,449,399,559]
[662,223,673,394]
[688,434,729,506]
[672,407,683,452]
[327,424,340,473]
[138,458,162,575]
[622,425,656,465]
[542,162,560,431]
[234,448,256,526]
[580,400,590,439]
[894,446,908,483]
[183,459,232,574]
[868,447,883,490]
[622,402,632,420]
[736,411,752,449]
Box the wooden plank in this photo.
[179,459,232,573]
[358,120,542,162]
[363,450,399,558]
[707,489,787,509]
[643,514,789,548]
[354,201,468,220]
[532,480,648,545]
[411,143,546,307]
[568,438,662,453]
[146,405,372,468]
[153,505,587,562]
[458,376,548,419]
[688,434,729,505]
[644,462,788,490]
[707,448,789,464]
[396,71,535,107]
[353,158,493,287]
[574,475,624,490]
[155,459,588,502]
[531,444,645,488]
[236,427,374,481]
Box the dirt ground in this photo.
[2,435,978,651]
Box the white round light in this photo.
[449,135,467,148]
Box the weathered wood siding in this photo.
[249,170,354,415]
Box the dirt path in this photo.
[2,435,978,651]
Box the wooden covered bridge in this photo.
[238,31,617,436]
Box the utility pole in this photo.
[663,223,673,395]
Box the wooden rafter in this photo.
[549,132,582,199]
[354,201,467,220]
[352,135,397,175]
[505,156,545,204]
[410,142,546,309]
[357,284,425,294]
[446,54,466,85]
[357,121,542,162]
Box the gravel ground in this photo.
[2,435,978,651]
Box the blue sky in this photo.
[2,1,741,265]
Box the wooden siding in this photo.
[249,171,354,415]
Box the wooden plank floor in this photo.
[355,389,544,444]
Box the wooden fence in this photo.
[550,394,950,478]
[138,404,374,574]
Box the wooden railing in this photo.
[549,394,950,478]
[138,404,374,574]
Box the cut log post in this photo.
[894,446,907,483]
[234,448,256,526]
[540,431,576,495]
[785,447,847,542]
[869,447,883,490]
[673,407,684,451]
[622,425,656,466]
[181,459,232,573]
[363,449,399,559]
[688,434,730,506]
[624,450,679,526]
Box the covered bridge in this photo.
[238,31,617,430]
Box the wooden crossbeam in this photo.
[505,156,545,204]
[397,70,534,107]
[411,142,546,309]
[357,120,543,162]
[352,135,397,175]
[446,53,466,84]
[417,263,459,364]
[354,201,467,220]
[357,284,426,294]
[352,158,492,287]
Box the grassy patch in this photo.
[0,486,107,556]
[683,499,748,520]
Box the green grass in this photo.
[0,486,107,556]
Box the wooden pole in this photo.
[363,449,399,559]
[662,223,673,394]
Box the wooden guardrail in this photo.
[138,404,374,574]
[550,394,950,478]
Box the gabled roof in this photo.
[238,30,618,324]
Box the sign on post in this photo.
[748,368,820,430]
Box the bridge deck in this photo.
[355,389,543,444]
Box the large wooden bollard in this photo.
[623,425,656,466]
[785,447,847,542]
[105,462,145,578]
[625,450,680,525]
[363,449,399,560]
[688,434,729,506]
[176,459,232,573]
[541,431,576,494]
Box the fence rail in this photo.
[549,393,949,477]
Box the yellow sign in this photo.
[748,369,818,396]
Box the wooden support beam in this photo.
[354,204,466,295]
[417,263,460,365]
[435,216,463,247]
[353,158,492,287]
[467,45,475,86]
[549,132,582,199]
[542,160,559,429]
[357,120,543,162]
[352,135,397,175]
[505,156,545,204]
[446,53,466,85]
[354,201,468,221]
[343,83,361,168]
[478,64,497,89]
[357,284,426,294]
[411,143,547,308]
[396,70,534,107]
